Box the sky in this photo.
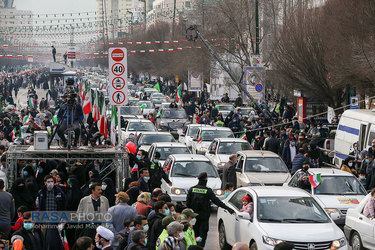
[14,0,97,13]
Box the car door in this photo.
[206,140,218,163]
[161,157,173,193]
[237,193,254,244]
[192,129,201,153]
[357,207,375,246]
[236,155,247,188]
[224,190,248,245]
[148,145,155,160]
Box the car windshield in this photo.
[218,142,251,154]
[218,106,234,111]
[152,98,167,104]
[128,122,156,132]
[139,134,175,145]
[171,161,217,177]
[245,158,288,173]
[314,176,367,195]
[201,130,234,141]
[187,126,200,136]
[155,147,190,160]
[162,109,187,119]
[137,102,153,108]
[258,197,330,223]
[152,93,164,98]
[120,106,141,115]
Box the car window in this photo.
[209,141,218,152]
[155,147,190,160]
[139,134,175,145]
[314,176,366,195]
[229,190,248,211]
[237,156,244,170]
[288,173,299,187]
[245,158,288,173]
[171,161,217,178]
[128,122,156,132]
[218,142,251,154]
[188,126,199,137]
[200,130,234,141]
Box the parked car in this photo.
[148,142,191,166]
[156,108,190,138]
[179,124,211,149]
[191,127,234,154]
[286,168,367,225]
[120,119,157,142]
[216,104,235,118]
[161,154,224,205]
[137,100,154,116]
[137,132,175,151]
[236,151,291,187]
[344,193,374,250]
[217,186,347,250]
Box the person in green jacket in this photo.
[155,215,175,249]
[178,214,197,248]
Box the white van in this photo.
[334,109,375,166]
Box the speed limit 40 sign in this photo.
[108,48,128,105]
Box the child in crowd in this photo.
[358,169,366,186]
[240,195,253,217]
[224,183,234,198]
[11,205,28,232]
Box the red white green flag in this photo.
[309,173,322,188]
[176,87,182,102]
[82,89,92,114]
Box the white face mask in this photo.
[96,242,102,249]
[348,162,353,167]
[189,218,197,226]
[178,232,184,240]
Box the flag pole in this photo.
[117,106,121,147]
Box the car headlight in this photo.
[217,162,226,168]
[262,236,284,246]
[332,237,346,248]
[171,188,186,195]
[325,208,340,215]
[199,147,207,152]
[214,189,224,196]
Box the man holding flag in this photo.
[296,160,312,191]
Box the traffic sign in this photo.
[112,77,126,90]
[108,48,128,106]
[255,83,263,92]
[111,49,125,62]
[112,91,126,104]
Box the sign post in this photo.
[108,48,128,146]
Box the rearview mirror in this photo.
[330,212,340,221]
[238,212,251,221]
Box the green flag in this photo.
[140,104,147,109]
[154,83,161,93]
[52,115,58,124]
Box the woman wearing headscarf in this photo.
[341,157,358,176]
[35,161,48,188]
[56,172,67,192]
[126,181,141,206]
[10,178,34,214]
[136,192,151,216]
[22,165,38,201]
[66,174,82,211]
[102,178,116,207]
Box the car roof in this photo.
[216,138,249,143]
[239,186,311,197]
[127,119,152,123]
[238,150,279,157]
[139,132,173,136]
[199,127,232,131]
[188,124,211,128]
[307,168,354,176]
[151,142,188,147]
[171,154,209,161]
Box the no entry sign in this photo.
[108,48,128,105]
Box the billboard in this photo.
[188,71,203,92]
[243,66,265,104]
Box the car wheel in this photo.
[218,222,231,250]
[351,232,364,250]
[250,241,258,250]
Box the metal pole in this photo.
[117,105,121,147]
[191,25,272,121]
[172,0,177,38]
[255,0,260,55]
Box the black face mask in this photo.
[199,180,208,186]
[303,166,309,171]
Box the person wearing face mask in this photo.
[37,175,66,211]
[296,161,311,191]
[127,150,151,181]
[156,215,176,249]
[102,178,116,207]
[148,201,169,249]
[10,178,34,212]
[11,211,44,250]
[186,172,235,247]
[95,226,114,249]
[222,154,237,188]
[282,137,297,171]
[181,209,198,248]
[159,221,186,250]
[127,230,148,250]
[118,218,134,250]
[149,152,172,191]
[127,215,148,247]
[138,168,150,192]
[341,158,358,176]
[107,192,137,249]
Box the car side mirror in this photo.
[209,150,215,154]
[330,212,340,221]
[238,212,251,221]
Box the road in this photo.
[15,87,47,108]
[206,210,220,250]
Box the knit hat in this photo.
[241,196,251,203]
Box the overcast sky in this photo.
[14,0,97,13]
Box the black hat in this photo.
[303,160,310,165]
[198,172,207,180]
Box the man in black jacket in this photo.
[37,175,66,211]
[265,130,280,154]
[11,211,44,250]
[187,172,235,247]
[149,152,172,191]
[148,201,168,249]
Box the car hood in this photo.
[314,194,365,209]
[161,119,188,123]
[259,223,343,242]
[244,172,291,185]
[198,141,211,148]
[139,145,151,151]
[217,154,230,163]
[170,177,222,191]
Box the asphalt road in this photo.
[16,87,47,108]
[206,209,221,250]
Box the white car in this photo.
[235,151,291,187]
[161,154,224,204]
[216,104,234,118]
[217,186,347,250]
[120,106,143,119]
[191,127,234,154]
[137,101,154,116]
[136,132,175,152]
[150,92,165,99]
[179,124,211,148]
[344,193,374,250]
[286,168,367,225]
[205,138,252,171]
[121,119,157,142]
[148,142,191,166]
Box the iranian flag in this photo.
[309,173,322,188]
[82,89,92,114]
[63,230,69,250]
[28,97,35,109]
[197,137,202,143]
[93,92,100,122]
[240,132,247,140]
[23,113,31,124]
[176,87,182,102]
[110,105,118,146]
[98,102,108,137]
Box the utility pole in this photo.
[186,25,273,122]
[255,0,260,54]
[172,0,177,38]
